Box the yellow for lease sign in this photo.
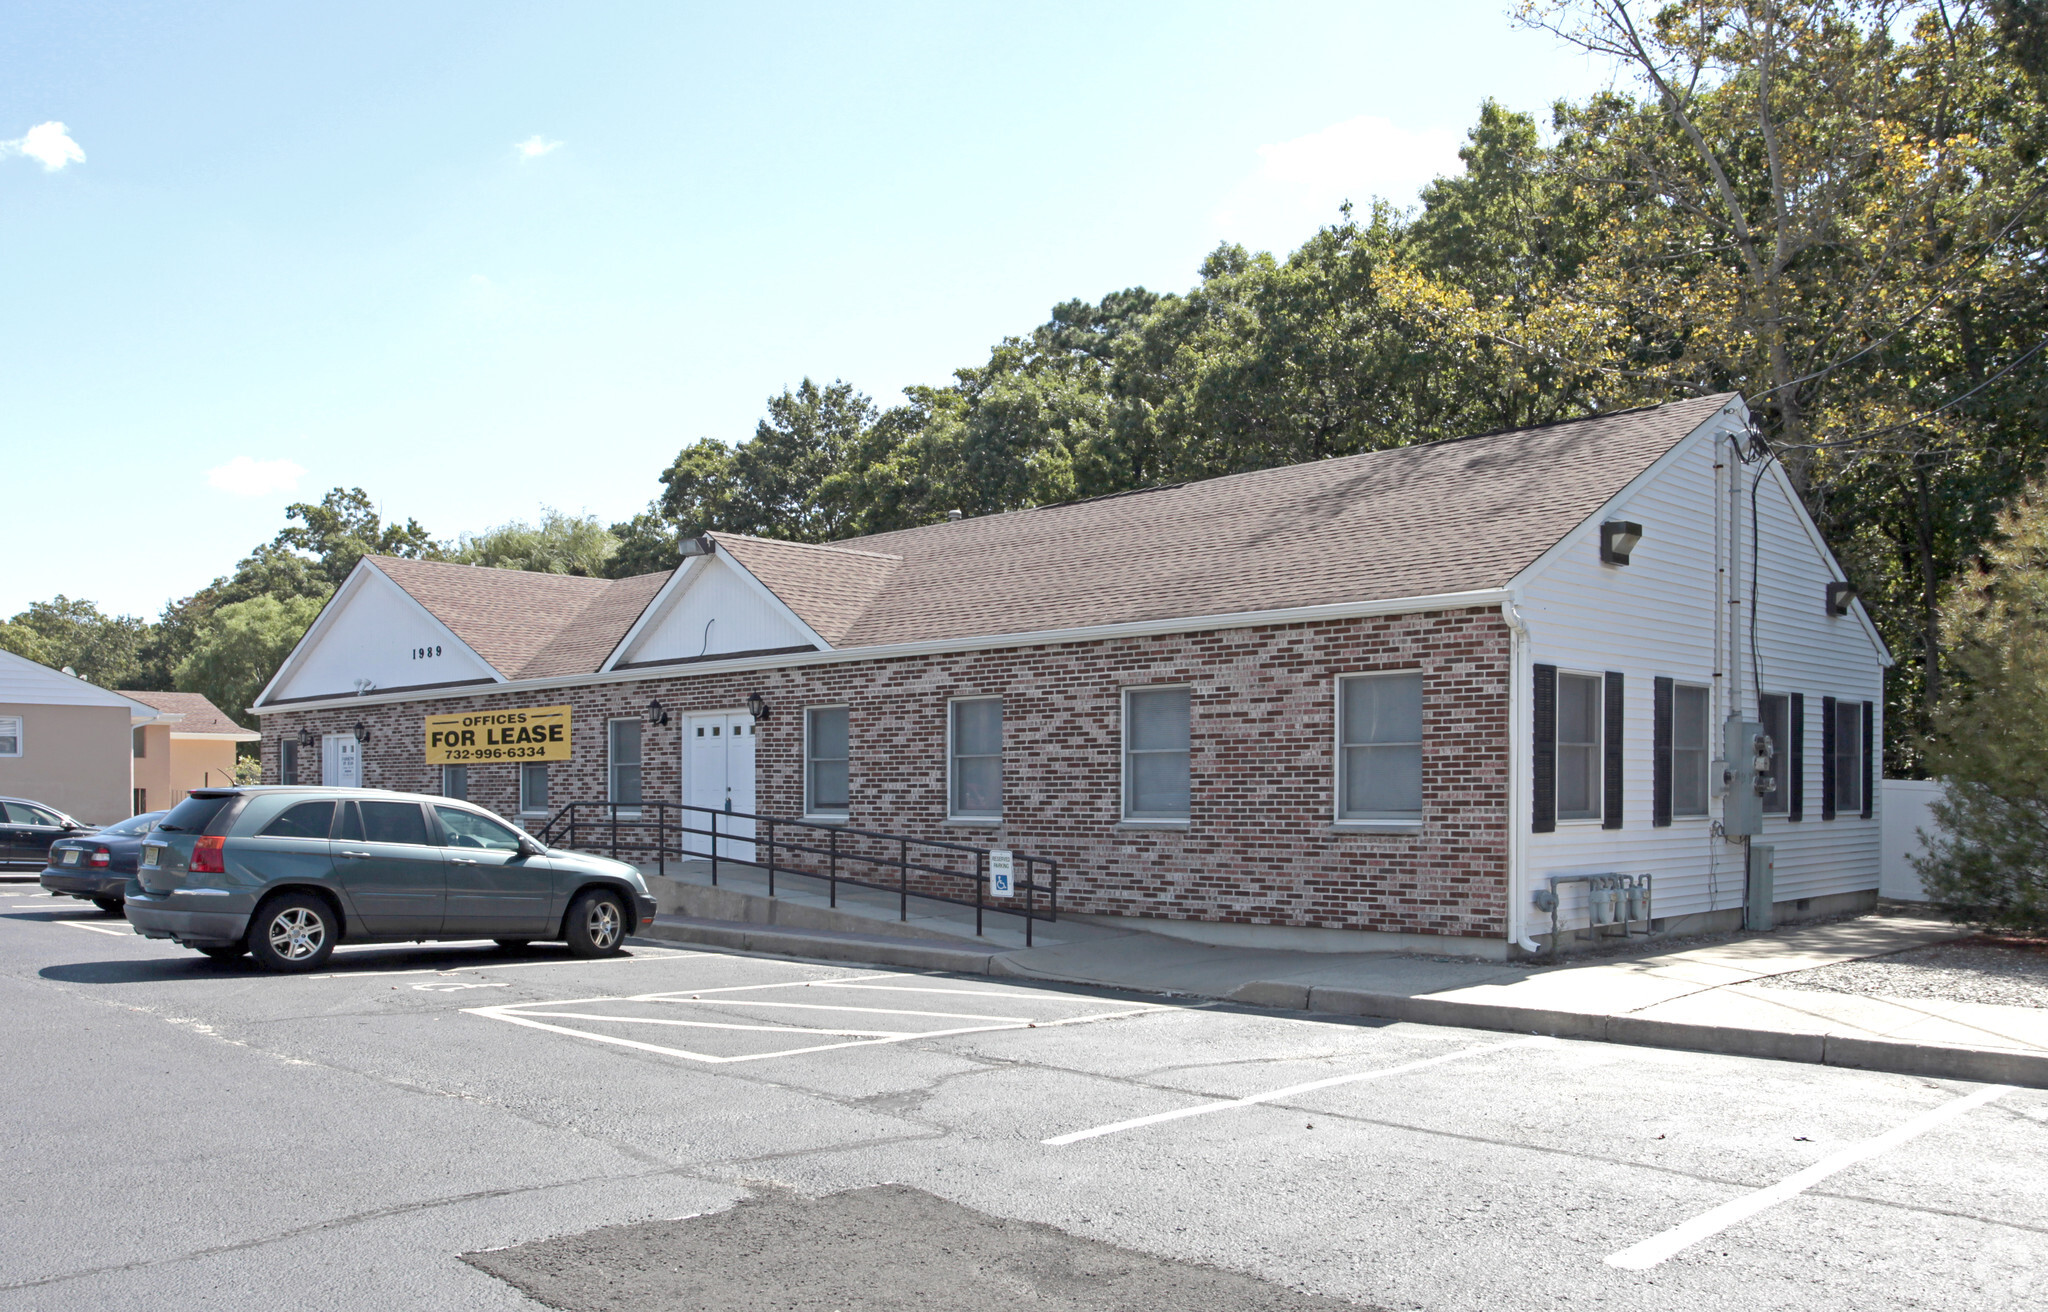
[424,705,572,764]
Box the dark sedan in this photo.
[42,811,167,913]
[0,797,89,869]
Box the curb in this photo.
[1234,981,2048,1089]
[640,915,1000,974]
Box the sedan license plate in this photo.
[60,849,80,866]
[141,843,163,869]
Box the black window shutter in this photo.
[1533,664,1557,834]
[1602,672,1624,829]
[1820,696,1837,821]
[1787,693,1805,821]
[1652,677,1673,827]
[1861,700,1875,819]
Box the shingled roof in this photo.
[358,395,1734,682]
[118,690,259,738]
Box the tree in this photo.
[173,594,327,728]
[274,487,444,588]
[0,597,152,688]
[1914,480,2048,930]
[454,509,618,576]
[604,506,686,578]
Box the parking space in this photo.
[3,900,2046,1310]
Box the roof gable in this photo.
[261,562,503,704]
[609,550,824,669]
[0,649,166,717]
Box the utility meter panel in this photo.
[1722,717,1764,836]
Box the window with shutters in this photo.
[1758,694,1788,814]
[1123,686,1191,821]
[1672,684,1710,817]
[1337,672,1423,823]
[1556,673,1603,821]
[948,697,1002,819]
[1833,700,1863,814]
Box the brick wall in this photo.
[261,606,1513,940]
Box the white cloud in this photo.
[206,456,306,498]
[515,135,562,159]
[3,121,86,171]
[1212,115,1464,253]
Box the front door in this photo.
[322,734,361,788]
[683,712,756,861]
[332,799,445,934]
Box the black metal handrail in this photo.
[533,800,1058,946]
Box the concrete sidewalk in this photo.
[633,857,2045,1087]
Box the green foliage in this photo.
[455,508,618,576]
[605,506,686,578]
[275,487,444,589]
[1915,481,2048,929]
[0,597,152,689]
[173,594,328,729]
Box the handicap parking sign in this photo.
[989,849,1014,898]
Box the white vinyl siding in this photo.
[1672,684,1711,817]
[948,698,1002,819]
[1123,687,1191,820]
[1556,673,1602,822]
[1337,672,1422,822]
[1516,413,1886,938]
[805,706,849,816]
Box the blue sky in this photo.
[0,1,1616,618]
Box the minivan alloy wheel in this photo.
[585,898,622,951]
[268,907,326,960]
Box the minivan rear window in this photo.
[262,800,335,840]
[157,794,235,834]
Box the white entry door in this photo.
[322,734,362,788]
[683,712,756,861]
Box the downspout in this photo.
[1503,597,1542,956]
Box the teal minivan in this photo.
[125,787,657,972]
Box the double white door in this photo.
[683,712,756,860]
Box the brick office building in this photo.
[252,395,1890,957]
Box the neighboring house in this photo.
[0,648,168,824]
[116,690,260,813]
[250,395,1890,957]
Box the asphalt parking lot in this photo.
[4,889,2045,1311]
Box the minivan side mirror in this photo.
[516,836,546,858]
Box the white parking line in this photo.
[58,920,133,937]
[304,948,705,981]
[1042,1036,1549,1146]
[1605,1083,2012,1270]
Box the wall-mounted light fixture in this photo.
[297,727,317,749]
[1826,581,1857,617]
[746,690,771,723]
[352,721,372,746]
[646,698,671,726]
[1600,520,1643,566]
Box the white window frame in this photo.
[519,761,550,817]
[1834,699,1864,815]
[0,715,23,758]
[1121,684,1192,825]
[279,738,298,786]
[947,696,1003,823]
[607,716,644,815]
[1671,682,1712,819]
[1555,670,1604,824]
[440,763,468,801]
[804,705,850,819]
[1333,671,1424,829]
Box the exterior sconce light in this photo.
[1826,581,1857,617]
[297,727,317,749]
[746,690,771,723]
[352,721,372,746]
[646,698,671,726]
[1600,520,1643,566]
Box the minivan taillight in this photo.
[89,846,110,868]
[190,835,227,875]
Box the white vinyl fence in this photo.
[1879,778,1945,902]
